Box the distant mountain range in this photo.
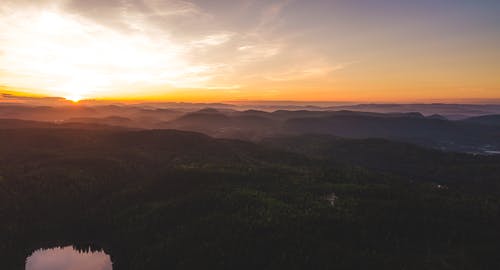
[1,103,500,154]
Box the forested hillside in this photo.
[1,126,499,269]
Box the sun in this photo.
[57,80,88,103]
[65,95,82,103]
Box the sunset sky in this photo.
[0,0,499,102]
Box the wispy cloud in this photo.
[237,44,281,62]
[0,0,343,99]
[0,3,221,98]
[257,0,293,30]
[264,61,358,82]
[191,33,234,47]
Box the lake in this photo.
[26,246,112,270]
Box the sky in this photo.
[0,0,499,103]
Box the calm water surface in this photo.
[26,246,112,270]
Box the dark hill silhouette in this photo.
[263,134,500,193]
[281,113,500,152]
[463,114,500,126]
[0,118,129,130]
[165,110,232,129]
[196,108,221,113]
[426,114,448,120]
[163,109,278,140]
[2,106,500,153]
[66,116,133,126]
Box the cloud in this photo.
[191,33,234,47]
[264,66,336,82]
[258,0,292,29]
[62,0,207,34]
[264,61,358,82]
[237,44,281,62]
[0,90,74,105]
[0,3,221,98]
[0,0,342,99]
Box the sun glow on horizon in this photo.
[65,95,82,103]
[0,8,214,100]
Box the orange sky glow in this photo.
[1,0,499,103]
